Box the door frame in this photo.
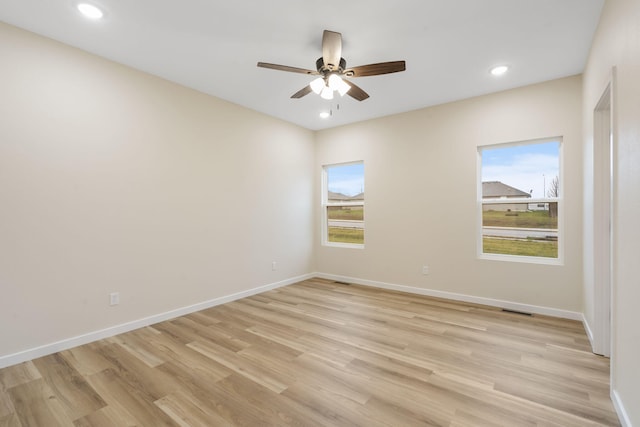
[592,69,616,359]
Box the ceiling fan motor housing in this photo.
[316,57,348,74]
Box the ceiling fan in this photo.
[257,30,406,101]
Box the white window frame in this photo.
[322,161,365,249]
[477,137,564,265]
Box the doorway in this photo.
[592,79,613,358]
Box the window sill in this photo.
[323,242,365,249]
[478,252,563,266]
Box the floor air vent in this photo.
[334,281,350,285]
[501,308,532,316]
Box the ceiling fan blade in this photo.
[257,62,319,75]
[322,30,342,71]
[343,80,369,101]
[345,61,406,77]
[291,85,312,99]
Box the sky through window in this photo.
[482,141,559,198]
[327,163,364,196]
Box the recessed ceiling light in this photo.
[77,3,104,20]
[490,65,509,76]
[319,111,330,119]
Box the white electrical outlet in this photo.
[422,266,429,275]
[109,292,120,306]
[272,261,277,271]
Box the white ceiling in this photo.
[0,0,604,131]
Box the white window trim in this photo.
[322,161,365,249]
[477,137,564,265]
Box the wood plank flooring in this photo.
[0,278,620,426]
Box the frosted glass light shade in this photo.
[327,74,350,96]
[320,86,334,100]
[310,77,325,94]
[327,74,342,91]
[337,79,350,96]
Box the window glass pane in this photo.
[327,206,364,244]
[326,163,364,201]
[480,140,560,259]
[327,205,364,221]
[482,141,559,198]
[325,162,364,245]
[482,202,558,258]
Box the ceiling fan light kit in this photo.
[257,30,406,102]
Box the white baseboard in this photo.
[0,273,314,369]
[611,389,632,427]
[582,314,595,349]
[314,272,583,321]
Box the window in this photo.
[478,138,562,262]
[322,162,364,247]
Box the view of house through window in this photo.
[479,138,561,260]
[323,162,364,245]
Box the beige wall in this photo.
[0,22,315,358]
[583,0,640,423]
[315,76,583,312]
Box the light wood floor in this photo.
[0,278,619,426]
